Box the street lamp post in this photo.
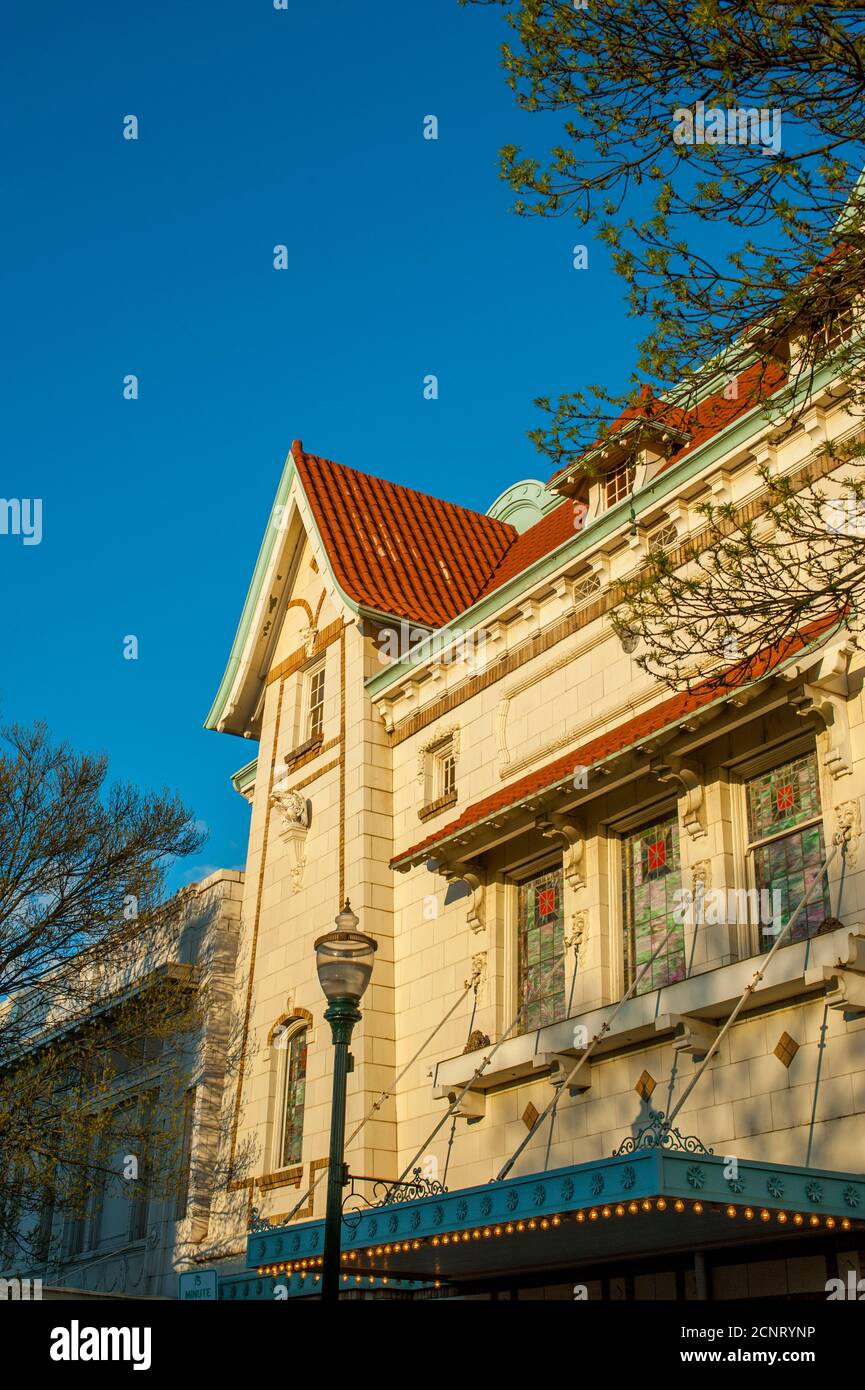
[314,901,377,1306]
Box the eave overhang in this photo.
[205,446,393,739]
[390,619,843,873]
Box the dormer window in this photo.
[605,461,635,508]
[822,305,854,353]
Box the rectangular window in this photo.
[280,1029,308,1169]
[823,305,854,352]
[175,1088,196,1222]
[517,868,566,1030]
[745,751,830,943]
[434,743,457,801]
[62,1208,86,1261]
[605,462,634,508]
[306,664,325,741]
[622,814,685,993]
[34,1186,55,1264]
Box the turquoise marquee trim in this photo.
[221,1148,865,1299]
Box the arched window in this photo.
[275,1026,308,1169]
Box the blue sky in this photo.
[2,0,644,888]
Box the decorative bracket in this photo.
[375,701,395,735]
[784,641,854,780]
[532,1052,591,1093]
[656,1013,719,1061]
[440,861,485,934]
[817,968,865,1016]
[539,815,586,890]
[612,1109,714,1156]
[805,934,865,1013]
[651,756,707,839]
[270,779,310,893]
[432,1083,486,1119]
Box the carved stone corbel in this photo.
[540,815,586,890]
[656,1013,719,1060]
[787,641,854,780]
[270,779,310,892]
[432,1084,486,1119]
[440,861,485,933]
[532,1052,592,1093]
[376,701,395,734]
[838,931,865,972]
[806,933,865,1013]
[821,969,865,1015]
[651,757,707,839]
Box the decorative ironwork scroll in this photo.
[341,1167,448,1224]
[611,1110,714,1157]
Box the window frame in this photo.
[736,744,832,953]
[271,1022,308,1174]
[433,741,457,803]
[605,461,635,509]
[509,856,568,1034]
[619,808,687,996]
[303,660,326,743]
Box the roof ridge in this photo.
[291,440,517,537]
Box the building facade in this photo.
[198,348,865,1300]
[2,869,243,1300]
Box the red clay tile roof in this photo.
[292,442,516,629]
[477,500,579,599]
[391,616,838,868]
[294,358,786,632]
[548,360,788,487]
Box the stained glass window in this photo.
[518,868,565,1030]
[746,752,830,943]
[280,1028,308,1168]
[622,814,684,993]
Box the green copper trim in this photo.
[230,757,258,797]
[204,451,298,732]
[205,447,436,736]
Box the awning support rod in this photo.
[496,912,686,1182]
[280,979,474,1226]
[666,833,844,1127]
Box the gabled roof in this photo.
[292,443,516,629]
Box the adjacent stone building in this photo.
[2,870,243,1299]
